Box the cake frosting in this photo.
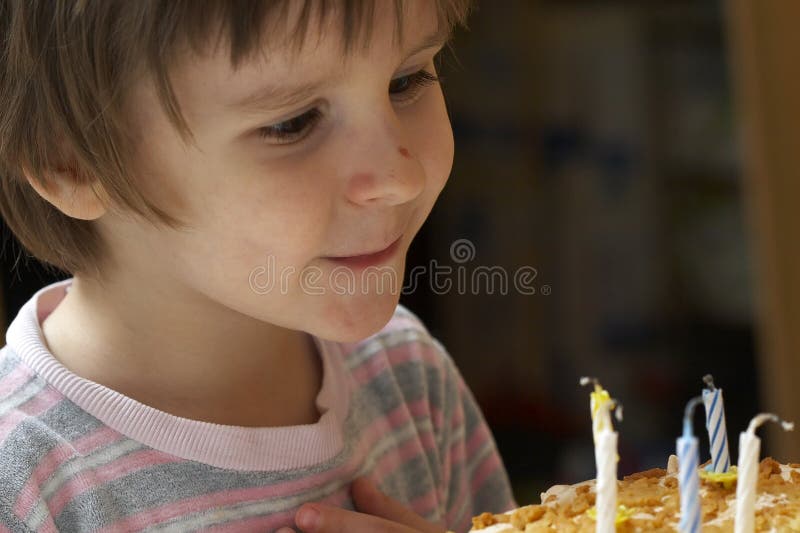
[469,456,800,532]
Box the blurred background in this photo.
[3,0,800,509]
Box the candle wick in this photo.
[746,413,795,435]
[579,376,605,396]
[702,374,716,391]
[683,396,704,437]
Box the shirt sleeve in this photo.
[435,340,518,533]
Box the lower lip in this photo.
[325,236,402,270]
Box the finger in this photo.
[295,503,416,533]
[275,528,296,533]
[351,477,446,533]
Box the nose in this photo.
[342,118,426,207]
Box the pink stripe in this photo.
[449,418,490,470]
[347,326,405,358]
[385,316,423,333]
[451,511,472,533]
[372,423,437,479]
[442,426,499,525]
[448,438,466,469]
[0,385,65,526]
[347,410,439,521]
[12,478,59,533]
[369,431,439,514]
[16,386,62,417]
[447,453,501,530]
[16,426,123,518]
[71,426,122,455]
[15,442,75,518]
[98,400,419,532]
[442,437,467,525]
[204,487,353,533]
[444,476,468,529]
[0,364,36,396]
[445,450,504,528]
[351,343,443,386]
[433,404,444,434]
[37,517,59,533]
[470,450,502,496]
[407,487,442,523]
[49,449,178,517]
[464,422,491,459]
[406,398,442,433]
[352,317,423,352]
[406,398,429,419]
[449,402,464,432]
[200,510,295,533]
[95,476,335,531]
[440,453,451,517]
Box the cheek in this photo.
[411,88,455,196]
[227,163,334,255]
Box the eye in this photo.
[256,67,442,145]
[389,69,442,105]
[257,108,323,145]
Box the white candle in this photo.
[595,427,618,533]
[580,378,621,533]
[734,413,794,533]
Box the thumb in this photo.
[351,477,446,533]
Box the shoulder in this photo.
[341,303,453,375]
[0,346,92,468]
[0,344,43,402]
[379,303,439,347]
[336,304,461,433]
[0,349,82,531]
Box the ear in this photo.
[23,163,111,221]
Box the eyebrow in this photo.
[226,26,452,114]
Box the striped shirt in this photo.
[0,278,517,532]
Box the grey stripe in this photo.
[27,439,144,530]
[143,422,423,532]
[0,376,47,417]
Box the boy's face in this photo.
[108,1,453,342]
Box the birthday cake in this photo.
[464,377,798,532]
[468,455,800,532]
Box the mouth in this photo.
[324,235,403,270]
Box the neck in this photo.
[40,274,323,426]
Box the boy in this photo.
[0,1,517,531]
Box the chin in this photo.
[314,292,400,343]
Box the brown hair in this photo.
[0,0,473,278]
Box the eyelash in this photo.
[257,69,442,145]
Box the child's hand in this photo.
[276,476,448,533]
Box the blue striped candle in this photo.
[677,397,703,533]
[702,375,730,473]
